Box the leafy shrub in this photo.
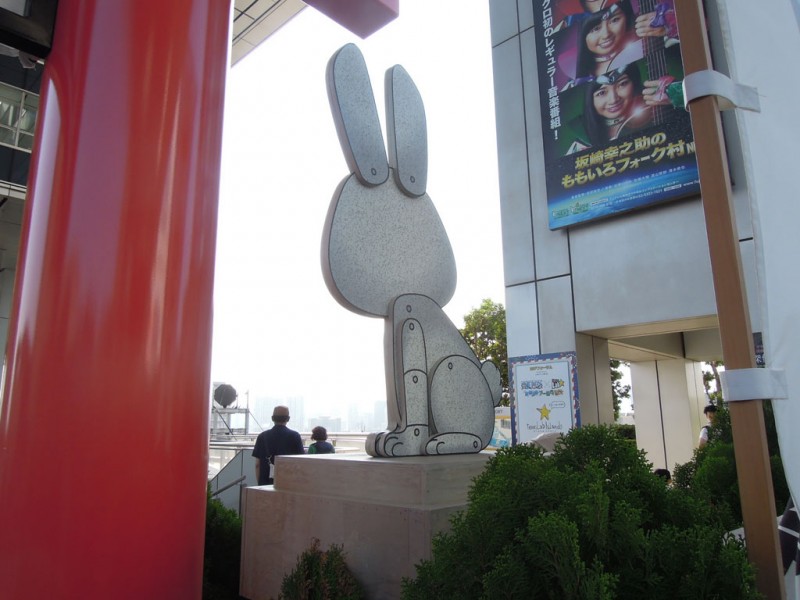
[280,538,365,600]
[672,401,789,527]
[402,425,761,600]
[483,512,616,599]
[611,423,636,441]
[203,488,243,600]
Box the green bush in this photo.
[280,538,365,600]
[402,425,761,600]
[203,488,243,600]
[611,423,636,441]
[672,401,789,527]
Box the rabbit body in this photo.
[322,44,501,457]
[323,171,456,318]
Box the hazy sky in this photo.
[210,2,506,420]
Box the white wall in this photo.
[487,0,765,463]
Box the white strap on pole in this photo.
[683,70,761,112]
[720,368,788,402]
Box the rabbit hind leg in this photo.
[424,432,483,455]
[427,355,495,454]
[366,369,429,457]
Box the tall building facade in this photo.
[487,0,797,476]
[0,54,40,351]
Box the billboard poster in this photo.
[509,352,580,445]
[534,0,700,229]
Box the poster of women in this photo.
[535,0,700,229]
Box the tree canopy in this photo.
[460,299,508,399]
[610,359,631,420]
[462,300,630,417]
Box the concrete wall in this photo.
[630,359,706,471]
[489,1,615,426]
[487,0,761,462]
[240,453,491,599]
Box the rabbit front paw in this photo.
[367,425,429,457]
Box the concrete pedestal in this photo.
[240,452,492,599]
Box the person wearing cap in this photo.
[252,405,304,485]
[698,404,718,448]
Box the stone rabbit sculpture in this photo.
[322,44,501,457]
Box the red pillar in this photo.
[0,1,231,597]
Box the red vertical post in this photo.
[0,1,231,598]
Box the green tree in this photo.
[460,299,508,401]
[703,360,723,403]
[610,359,631,421]
[673,362,790,524]
[281,538,365,599]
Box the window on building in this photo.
[0,82,37,152]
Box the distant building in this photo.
[371,400,387,431]
[0,54,41,350]
[285,396,305,430]
[308,415,341,434]
[250,395,305,432]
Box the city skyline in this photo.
[213,392,387,434]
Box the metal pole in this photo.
[674,1,785,597]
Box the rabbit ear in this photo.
[385,65,427,197]
[326,44,389,186]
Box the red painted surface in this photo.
[0,1,231,597]
[305,0,399,38]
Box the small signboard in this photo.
[510,352,580,445]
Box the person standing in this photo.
[307,426,335,455]
[252,405,304,485]
[698,404,718,448]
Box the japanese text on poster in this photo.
[534,0,700,229]
[510,352,579,445]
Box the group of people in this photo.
[251,405,335,486]
[561,0,682,153]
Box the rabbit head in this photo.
[321,43,457,318]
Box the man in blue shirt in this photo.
[252,405,304,485]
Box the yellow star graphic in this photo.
[537,404,551,420]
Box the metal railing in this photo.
[208,432,369,514]
[210,475,247,498]
[209,431,369,453]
